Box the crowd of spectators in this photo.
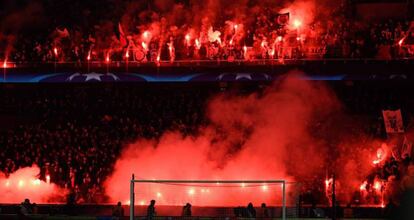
[0,82,413,205]
[2,1,414,63]
[4,19,414,63]
[0,85,209,203]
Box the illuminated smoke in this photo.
[105,73,376,206]
[1,0,343,60]
[0,166,66,204]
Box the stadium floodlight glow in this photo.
[129,174,287,220]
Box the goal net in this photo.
[130,174,291,220]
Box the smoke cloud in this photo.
[104,74,383,206]
[0,166,66,204]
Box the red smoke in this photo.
[104,74,383,206]
[0,166,66,204]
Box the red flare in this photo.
[277,36,283,42]
[325,178,332,188]
[293,19,302,28]
[373,181,382,191]
[53,47,58,56]
[125,51,129,58]
[360,181,367,191]
[270,49,275,57]
[143,31,149,39]
[3,60,6,68]
[185,34,191,44]
[373,147,386,165]
[399,38,405,46]
[195,39,201,49]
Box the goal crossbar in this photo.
[130,174,287,220]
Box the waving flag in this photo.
[116,22,127,47]
[276,13,290,26]
[382,109,404,134]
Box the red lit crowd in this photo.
[0,85,207,203]
[2,2,414,63]
[0,82,414,205]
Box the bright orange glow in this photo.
[261,184,268,191]
[53,47,58,56]
[185,34,191,43]
[372,160,381,165]
[142,42,147,50]
[125,51,129,58]
[156,192,162,198]
[46,175,50,184]
[217,38,222,46]
[261,41,266,48]
[188,188,195,195]
[373,147,386,165]
[156,55,160,63]
[3,60,6,68]
[360,181,367,191]
[296,37,301,41]
[195,39,201,49]
[106,55,110,63]
[229,39,233,45]
[143,31,149,39]
[0,167,66,203]
[32,179,41,186]
[234,24,238,31]
[87,54,91,61]
[399,38,405,46]
[374,181,381,191]
[293,19,302,28]
[277,36,283,42]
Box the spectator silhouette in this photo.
[19,199,32,219]
[147,200,156,220]
[182,203,192,217]
[247,202,256,218]
[112,201,124,218]
[260,203,270,218]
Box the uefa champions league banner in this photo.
[0,72,279,83]
[2,71,408,83]
[1,59,413,83]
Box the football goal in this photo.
[129,174,287,220]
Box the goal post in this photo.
[130,174,287,220]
